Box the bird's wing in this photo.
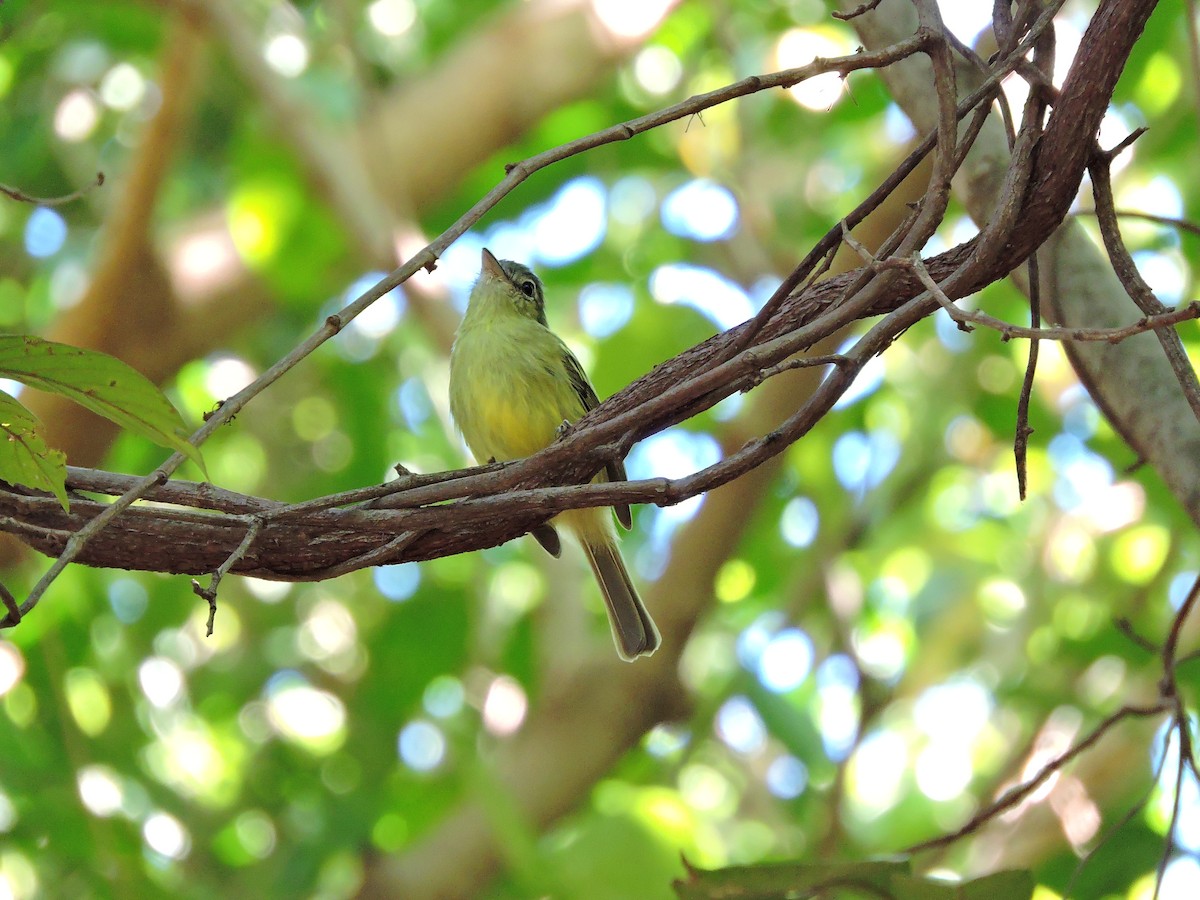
[562,346,632,530]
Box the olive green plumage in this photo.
[448,249,659,661]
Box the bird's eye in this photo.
[520,280,536,298]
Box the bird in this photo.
[448,248,659,661]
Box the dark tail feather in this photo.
[582,539,660,661]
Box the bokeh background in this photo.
[1,0,1198,897]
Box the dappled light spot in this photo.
[266,672,346,753]
[205,355,258,399]
[99,62,145,110]
[977,578,1026,625]
[24,208,66,258]
[65,669,111,737]
[1042,519,1097,583]
[77,765,124,818]
[1169,572,1198,610]
[244,577,291,604]
[816,655,859,761]
[649,263,754,330]
[398,720,445,772]
[107,578,148,624]
[0,790,14,832]
[234,810,277,860]
[49,259,86,310]
[395,378,432,429]
[716,696,766,755]
[832,430,899,493]
[633,45,682,96]
[1079,656,1126,708]
[374,563,421,602]
[264,34,308,78]
[0,643,24,696]
[774,27,855,111]
[609,176,657,227]
[532,177,607,267]
[489,561,545,622]
[1110,525,1169,585]
[678,763,736,817]
[298,600,360,676]
[483,675,527,737]
[590,0,674,41]
[883,103,916,144]
[292,395,337,442]
[0,851,36,900]
[915,743,972,803]
[579,283,634,338]
[227,181,301,266]
[766,755,808,800]
[1161,857,1200,900]
[851,617,910,681]
[757,629,814,693]
[144,811,190,860]
[1133,248,1187,305]
[934,306,973,353]
[846,729,908,817]
[138,657,185,709]
[936,0,993,42]
[661,179,738,242]
[644,723,689,758]
[367,0,416,37]
[715,559,755,604]
[628,428,721,564]
[779,496,818,548]
[1052,775,1101,850]
[914,679,992,743]
[145,714,236,803]
[481,223,536,275]
[830,345,884,408]
[171,223,242,300]
[423,676,464,719]
[736,611,782,670]
[1049,432,1115,512]
[341,271,406,353]
[0,56,13,100]
[54,90,99,142]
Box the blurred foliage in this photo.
[1,0,1199,898]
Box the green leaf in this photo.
[892,870,1034,900]
[0,389,69,510]
[0,335,205,475]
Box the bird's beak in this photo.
[480,248,506,281]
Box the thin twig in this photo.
[753,353,852,384]
[1075,209,1200,240]
[298,530,422,581]
[909,256,1200,344]
[1089,136,1200,425]
[833,0,886,21]
[0,581,19,624]
[1014,251,1040,500]
[1115,616,1161,655]
[904,703,1170,855]
[191,516,263,636]
[0,171,105,206]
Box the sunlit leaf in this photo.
[0,389,68,509]
[0,335,205,474]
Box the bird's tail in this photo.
[581,538,660,661]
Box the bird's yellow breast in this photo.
[449,319,584,464]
